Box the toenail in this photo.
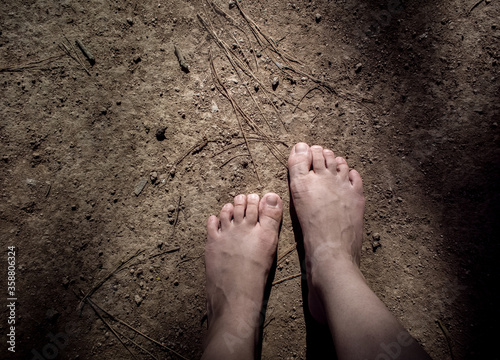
[324,149,333,154]
[248,194,259,202]
[266,194,279,207]
[295,143,308,154]
[235,194,245,202]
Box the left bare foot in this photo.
[202,193,283,360]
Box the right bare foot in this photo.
[288,143,365,323]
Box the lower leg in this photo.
[202,193,282,360]
[289,143,431,360]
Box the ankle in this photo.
[308,254,364,291]
[204,311,260,357]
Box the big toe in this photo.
[258,193,283,231]
[288,143,312,179]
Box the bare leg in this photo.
[202,193,282,360]
[289,143,431,360]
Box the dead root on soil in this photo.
[78,249,146,311]
[272,273,302,286]
[0,54,65,72]
[83,295,189,360]
[197,1,375,182]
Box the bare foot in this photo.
[202,193,282,360]
[288,143,365,323]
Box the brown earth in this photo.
[1,0,499,359]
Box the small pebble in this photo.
[355,63,363,73]
[134,294,143,305]
[372,241,381,251]
[173,279,179,286]
[134,178,148,196]
[126,18,134,25]
[272,77,279,90]
[372,232,381,241]
[155,127,167,141]
[315,13,322,23]
[229,1,236,9]
[150,171,158,183]
[46,309,60,321]
[211,101,219,113]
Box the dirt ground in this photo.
[0,0,499,359]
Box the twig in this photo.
[263,316,275,328]
[88,298,189,360]
[209,52,262,183]
[59,42,91,76]
[171,195,182,234]
[176,254,203,268]
[272,273,301,286]
[198,14,288,129]
[235,1,294,68]
[172,136,208,168]
[207,0,259,71]
[111,323,159,360]
[468,0,485,15]
[75,39,95,65]
[292,86,325,113]
[212,142,244,158]
[277,244,296,265]
[174,45,189,72]
[219,154,250,168]
[60,31,91,75]
[211,52,288,167]
[86,299,139,359]
[148,247,181,260]
[210,138,288,159]
[45,183,51,198]
[436,319,455,360]
[78,249,145,310]
[0,55,65,72]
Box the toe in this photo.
[219,203,234,230]
[288,142,312,179]
[336,156,349,180]
[258,193,283,231]
[207,215,220,239]
[311,145,327,171]
[323,148,337,170]
[245,193,260,224]
[233,194,246,224]
[349,169,364,194]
